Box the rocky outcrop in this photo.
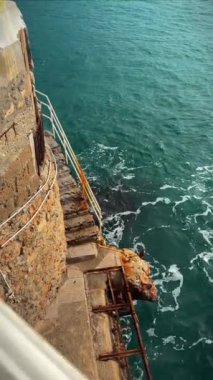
[118,248,157,301]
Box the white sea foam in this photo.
[162,335,176,345]
[112,158,129,176]
[126,165,146,171]
[196,165,213,173]
[162,335,187,351]
[111,183,137,192]
[172,195,191,213]
[198,229,213,246]
[104,206,142,245]
[156,264,183,313]
[120,317,132,347]
[111,183,123,191]
[133,362,144,380]
[147,328,157,337]
[160,184,185,191]
[132,237,146,254]
[188,183,206,193]
[189,337,213,348]
[189,250,213,283]
[193,204,212,223]
[203,267,213,283]
[122,173,135,180]
[145,225,171,233]
[190,251,213,267]
[142,197,171,206]
[97,143,118,151]
[87,175,97,182]
[104,213,125,246]
[107,208,141,222]
[192,195,202,200]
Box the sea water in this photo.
[18,1,213,379]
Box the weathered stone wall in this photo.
[0,172,67,325]
[0,135,39,222]
[0,1,67,326]
[0,1,40,222]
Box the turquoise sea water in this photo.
[18,1,213,379]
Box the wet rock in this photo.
[119,248,157,301]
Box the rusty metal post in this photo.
[121,266,153,380]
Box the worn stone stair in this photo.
[65,214,94,231]
[45,132,99,258]
[35,245,123,380]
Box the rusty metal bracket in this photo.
[85,265,153,380]
[99,348,143,360]
[92,303,130,313]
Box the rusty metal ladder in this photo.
[85,266,153,380]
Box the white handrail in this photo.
[35,89,102,227]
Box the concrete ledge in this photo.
[67,242,98,263]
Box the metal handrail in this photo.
[35,89,102,227]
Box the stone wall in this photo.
[0,133,39,222]
[0,170,67,325]
[0,1,67,325]
[0,1,40,222]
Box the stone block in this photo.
[67,265,83,279]
[57,278,86,304]
[67,242,98,263]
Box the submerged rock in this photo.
[119,248,157,301]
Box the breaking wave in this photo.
[78,142,213,378]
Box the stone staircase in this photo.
[35,244,123,380]
[45,132,99,261]
[38,134,128,380]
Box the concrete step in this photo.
[63,201,89,216]
[48,140,59,150]
[59,184,80,196]
[67,242,98,263]
[56,157,66,165]
[57,167,70,176]
[61,192,83,204]
[35,271,99,380]
[65,214,94,232]
[44,133,58,148]
[45,133,100,248]
[54,152,66,161]
[57,165,69,172]
[63,209,89,220]
[58,177,78,189]
[52,146,62,154]
[58,174,75,183]
[60,186,81,197]
[85,271,124,380]
[66,225,99,246]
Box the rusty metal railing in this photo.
[35,89,102,228]
[85,266,153,380]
